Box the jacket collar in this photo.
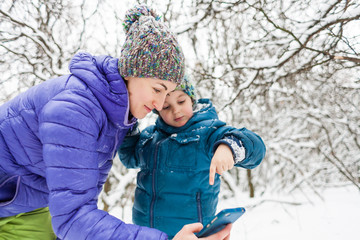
[69,52,136,128]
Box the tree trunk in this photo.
[247,169,255,198]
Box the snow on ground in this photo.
[222,186,360,240]
[110,186,360,239]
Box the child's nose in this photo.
[172,105,180,113]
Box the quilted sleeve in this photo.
[39,89,167,240]
[222,127,266,169]
[207,121,266,170]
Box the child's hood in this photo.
[68,52,136,128]
[193,98,217,118]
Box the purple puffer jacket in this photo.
[0,52,168,240]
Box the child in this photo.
[118,77,266,239]
[0,5,230,240]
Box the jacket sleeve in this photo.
[39,89,167,240]
[210,125,266,169]
[213,135,246,163]
[117,123,141,169]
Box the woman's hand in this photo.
[172,223,232,240]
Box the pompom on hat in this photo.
[119,5,185,84]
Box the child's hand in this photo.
[209,144,234,185]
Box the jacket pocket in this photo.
[0,174,20,205]
[165,135,200,170]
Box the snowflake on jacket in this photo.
[118,98,266,238]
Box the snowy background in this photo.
[222,186,359,240]
[1,0,360,239]
[109,183,360,239]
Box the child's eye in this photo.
[153,88,161,93]
[178,100,185,104]
[162,106,169,110]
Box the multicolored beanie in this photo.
[176,75,196,104]
[119,5,185,84]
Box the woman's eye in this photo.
[178,100,185,104]
[162,106,169,110]
[153,88,161,93]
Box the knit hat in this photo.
[176,75,196,104]
[119,5,185,84]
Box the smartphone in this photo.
[195,207,245,238]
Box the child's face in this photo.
[125,77,177,119]
[159,90,194,127]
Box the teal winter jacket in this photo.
[118,99,266,238]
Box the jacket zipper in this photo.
[150,139,165,228]
[196,192,203,223]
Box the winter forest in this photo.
[1,0,359,239]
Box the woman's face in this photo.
[159,90,194,127]
[125,77,177,119]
